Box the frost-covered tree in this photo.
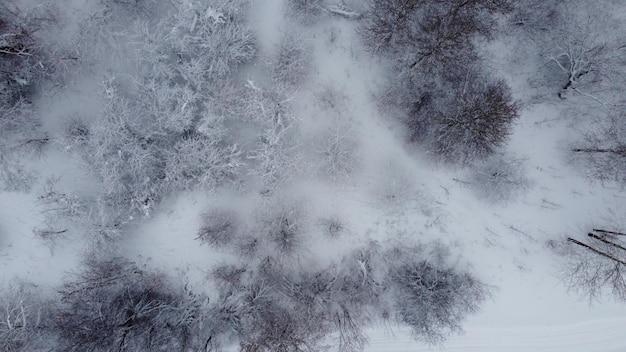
[66,1,256,217]
[266,29,312,87]
[235,82,302,191]
[0,280,54,352]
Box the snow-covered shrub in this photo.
[373,160,420,207]
[285,0,326,25]
[315,81,348,112]
[314,122,360,182]
[0,2,55,107]
[267,30,312,87]
[319,215,345,238]
[247,197,308,259]
[241,83,302,191]
[0,280,54,352]
[196,209,239,248]
[33,177,86,245]
[56,257,207,352]
[468,153,531,203]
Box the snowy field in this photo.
[1,0,625,351]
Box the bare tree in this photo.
[361,0,512,72]
[362,1,517,163]
[407,69,519,163]
[572,110,626,187]
[559,229,626,302]
[521,1,626,102]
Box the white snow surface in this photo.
[1,0,625,351]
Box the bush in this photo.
[387,243,489,344]
[314,122,360,182]
[267,30,312,87]
[203,233,488,350]
[196,209,239,248]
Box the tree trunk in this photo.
[587,233,626,252]
[567,237,626,265]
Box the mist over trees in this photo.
[2,0,626,351]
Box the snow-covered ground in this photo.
[1,0,625,351]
